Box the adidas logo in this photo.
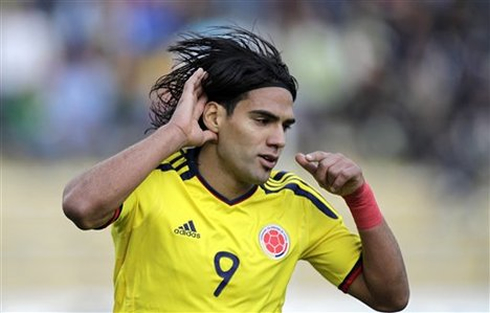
[174,220,201,239]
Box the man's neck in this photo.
[197,145,254,200]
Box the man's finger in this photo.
[295,153,318,175]
[304,151,332,162]
[183,68,204,93]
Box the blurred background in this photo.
[2,0,489,312]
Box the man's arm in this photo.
[63,68,216,230]
[346,221,409,311]
[295,152,409,312]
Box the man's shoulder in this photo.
[153,148,198,181]
[262,170,314,196]
[160,148,195,164]
[263,170,339,219]
[266,170,308,186]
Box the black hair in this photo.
[148,26,298,130]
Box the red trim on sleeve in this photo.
[338,255,363,293]
[94,206,122,230]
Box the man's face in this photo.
[216,87,295,185]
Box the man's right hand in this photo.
[168,68,218,147]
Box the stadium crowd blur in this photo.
[2,0,489,193]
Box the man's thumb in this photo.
[202,130,218,144]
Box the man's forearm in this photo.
[343,184,409,311]
[62,124,186,229]
[358,222,409,311]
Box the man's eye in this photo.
[255,118,269,125]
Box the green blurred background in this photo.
[2,1,489,312]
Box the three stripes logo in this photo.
[174,220,201,239]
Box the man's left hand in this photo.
[295,152,365,196]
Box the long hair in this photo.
[148,26,298,130]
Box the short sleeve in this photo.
[301,195,362,289]
[112,170,158,234]
[112,184,138,235]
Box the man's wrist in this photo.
[343,183,383,230]
[163,123,188,149]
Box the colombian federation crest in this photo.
[259,225,289,260]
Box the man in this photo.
[63,27,409,312]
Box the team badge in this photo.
[259,225,289,259]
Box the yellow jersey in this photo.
[111,148,362,312]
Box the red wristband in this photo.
[343,183,383,230]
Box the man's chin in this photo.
[253,170,273,185]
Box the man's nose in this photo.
[267,125,286,148]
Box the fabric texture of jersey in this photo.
[111,148,362,312]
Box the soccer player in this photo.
[62,27,409,312]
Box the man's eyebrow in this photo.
[249,110,296,125]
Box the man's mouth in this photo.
[259,154,278,170]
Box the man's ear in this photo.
[202,101,223,132]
